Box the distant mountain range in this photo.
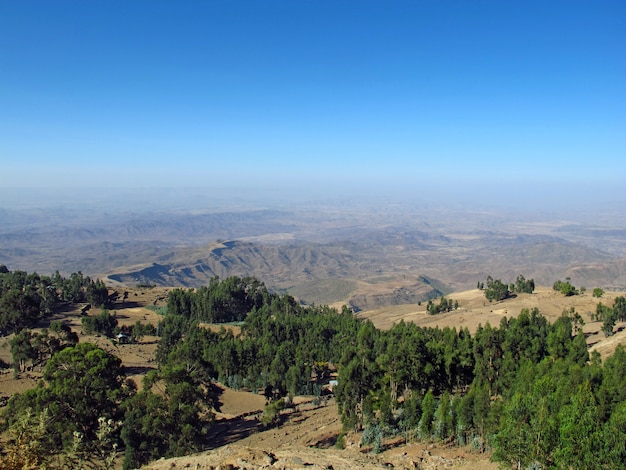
[1,205,625,309]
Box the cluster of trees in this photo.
[1,275,359,468]
[157,292,359,396]
[2,343,135,467]
[594,296,626,337]
[2,272,626,469]
[0,267,109,334]
[2,336,213,470]
[81,307,119,337]
[149,277,626,468]
[426,296,458,315]
[9,321,78,372]
[166,276,271,323]
[335,307,625,468]
[480,274,535,302]
[118,320,156,342]
[553,278,579,296]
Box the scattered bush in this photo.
[260,398,285,428]
[553,279,578,296]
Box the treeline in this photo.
[0,266,109,334]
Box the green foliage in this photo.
[513,274,535,294]
[490,346,626,469]
[553,278,578,296]
[121,391,169,468]
[554,383,603,468]
[259,398,285,428]
[81,307,118,337]
[614,296,626,321]
[166,276,271,323]
[483,276,510,302]
[492,392,535,468]
[10,322,78,372]
[418,390,436,439]
[433,391,454,441]
[135,282,156,289]
[146,304,168,315]
[595,297,626,337]
[120,365,210,470]
[131,320,156,341]
[3,343,131,452]
[399,391,422,436]
[0,268,111,335]
[361,423,383,453]
[426,296,457,315]
[593,287,605,298]
[334,431,346,449]
[336,321,380,430]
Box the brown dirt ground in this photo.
[144,397,498,470]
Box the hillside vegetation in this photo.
[1,269,626,469]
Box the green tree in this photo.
[10,323,78,373]
[554,383,603,469]
[336,322,379,431]
[121,366,208,470]
[81,307,118,337]
[513,274,535,294]
[493,392,534,469]
[4,343,132,450]
[433,391,454,441]
[9,329,36,373]
[613,296,626,321]
[418,390,436,439]
[259,398,285,428]
[484,276,510,302]
[553,279,578,296]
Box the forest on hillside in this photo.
[1,268,626,469]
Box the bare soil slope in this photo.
[144,398,497,470]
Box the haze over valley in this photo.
[2,193,625,311]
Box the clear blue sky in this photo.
[1,1,624,204]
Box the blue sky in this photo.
[1,1,624,204]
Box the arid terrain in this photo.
[2,204,626,312]
[2,283,624,469]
